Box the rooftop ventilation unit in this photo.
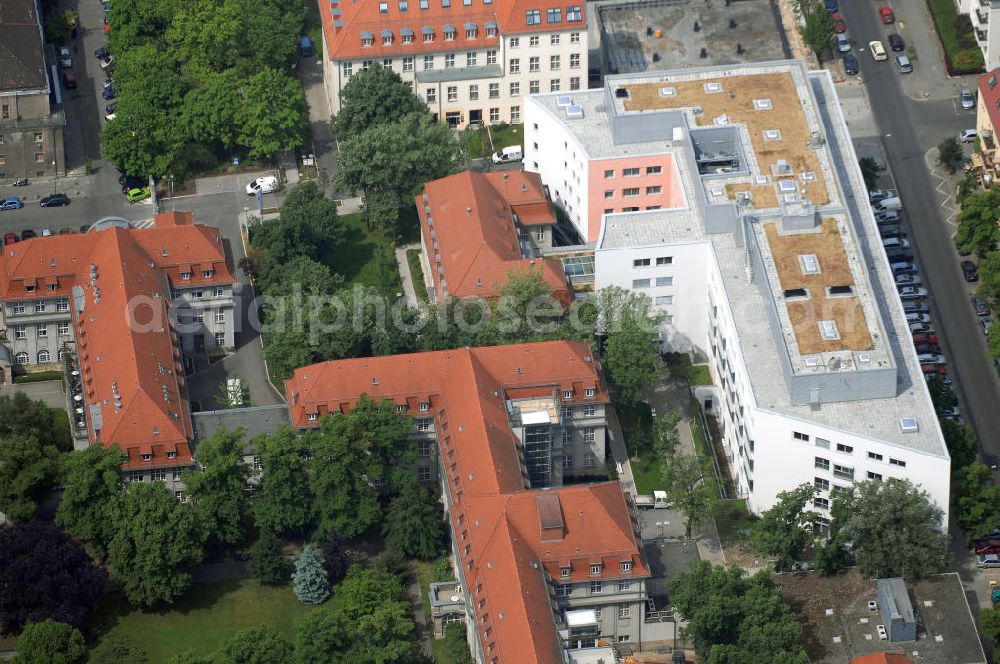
[659,86,677,97]
[804,356,819,367]
[556,95,572,108]
[801,172,817,182]
[753,98,773,111]
[614,88,629,99]
[754,175,768,185]
[773,160,793,176]
[703,82,722,93]
[818,320,840,340]
[713,114,729,125]
[799,254,820,274]
[763,129,782,141]
[899,417,918,433]
[565,105,584,119]
[858,352,871,364]
[779,179,798,193]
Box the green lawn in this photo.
[632,446,664,495]
[663,352,713,386]
[406,249,430,302]
[89,579,319,661]
[926,0,984,73]
[482,123,523,156]
[326,212,400,289]
[713,499,757,544]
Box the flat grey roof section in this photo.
[595,64,945,457]
[0,0,47,92]
[416,64,502,84]
[192,404,290,446]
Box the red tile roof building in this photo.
[977,68,1000,184]
[318,0,588,128]
[851,655,914,664]
[0,212,236,475]
[417,170,572,304]
[286,341,650,663]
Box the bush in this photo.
[445,624,474,664]
[13,370,64,384]
[432,557,454,582]
[953,48,985,72]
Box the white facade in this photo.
[957,0,1000,69]
[324,28,587,128]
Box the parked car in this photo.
[895,273,921,287]
[917,353,945,365]
[937,406,961,418]
[869,189,897,203]
[961,88,976,110]
[832,12,846,33]
[882,237,909,249]
[246,175,279,195]
[0,197,24,211]
[824,0,838,11]
[102,78,114,90]
[961,128,978,143]
[909,322,934,334]
[902,302,929,314]
[94,46,109,60]
[888,34,905,51]
[912,332,939,346]
[982,318,995,335]
[978,553,1000,568]
[40,227,53,237]
[3,232,17,245]
[61,70,77,89]
[125,187,151,203]
[972,295,991,316]
[836,34,851,53]
[914,344,941,355]
[843,52,859,75]
[895,55,912,74]
[102,87,116,100]
[879,5,894,23]
[906,313,932,324]
[876,210,901,224]
[105,112,116,121]
[39,193,70,207]
[99,55,116,71]
[58,47,72,68]
[105,102,117,114]
[961,260,979,282]
[924,370,950,384]
[870,40,888,61]
[880,225,906,239]
[20,229,35,240]
[890,261,917,275]
[899,286,928,300]
[885,247,914,262]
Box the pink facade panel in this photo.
[586,153,687,241]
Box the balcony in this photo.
[428,581,465,638]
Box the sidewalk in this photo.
[395,243,421,308]
[297,54,339,198]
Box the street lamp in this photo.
[168,174,175,212]
[52,159,57,194]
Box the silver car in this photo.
[961,89,976,110]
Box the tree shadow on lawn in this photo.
[326,224,375,285]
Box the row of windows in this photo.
[12,321,71,339]
[605,166,662,178]
[796,431,907,467]
[509,31,581,48]
[633,256,672,268]
[604,186,661,198]
[560,403,597,416]
[10,297,70,314]
[426,77,579,103]
[128,468,183,483]
[524,6,583,25]
[509,53,581,73]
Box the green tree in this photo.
[956,188,1000,255]
[101,100,186,178]
[308,397,414,539]
[954,462,1000,541]
[798,0,835,60]
[55,444,126,555]
[978,251,1000,302]
[0,434,62,522]
[13,621,86,664]
[170,652,214,664]
[248,528,287,585]
[981,606,1000,649]
[252,428,312,536]
[938,136,965,174]
[652,411,682,459]
[668,562,808,662]
[320,534,349,584]
[88,635,148,663]
[181,428,250,546]
[333,64,428,141]
[662,453,717,539]
[989,322,1000,361]
[293,545,330,605]
[858,157,882,192]
[444,624,474,664]
[833,478,948,578]
[183,71,241,148]
[0,393,72,450]
[604,316,661,406]
[236,67,308,159]
[106,482,205,607]
[941,419,979,468]
[331,566,414,662]
[479,267,562,345]
[751,483,817,571]
[335,112,458,229]
[250,181,342,269]
[383,482,446,561]
[44,11,71,45]
[222,625,290,664]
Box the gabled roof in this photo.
[418,171,569,302]
[979,68,1000,137]
[73,228,193,470]
[0,0,47,92]
[286,341,637,663]
[320,0,585,61]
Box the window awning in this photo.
[463,21,476,30]
[381,28,393,37]
[360,30,374,39]
[442,22,455,32]
[400,27,414,36]
[484,20,497,30]
[421,25,434,35]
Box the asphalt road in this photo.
[843,0,1000,461]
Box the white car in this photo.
[895,274,921,287]
[960,128,978,143]
[870,40,887,61]
[899,287,928,300]
[58,47,72,69]
[836,34,851,53]
[905,313,931,324]
[246,176,279,195]
[917,353,945,365]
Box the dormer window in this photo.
[379,1,388,11]
[166,451,176,459]
[402,32,413,43]
[47,283,57,291]
[590,564,602,576]
[444,28,456,41]
[180,271,192,280]
[396,404,406,413]
[307,412,318,421]
[560,566,571,578]
[202,269,213,278]
[584,388,595,398]
[465,24,477,39]
[419,402,430,412]
[361,31,374,47]
[620,561,632,572]
[141,453,152,461]
[25,285,35,293]
[562,390,572,399]
[486,26,497,37]
[382,30,393,45]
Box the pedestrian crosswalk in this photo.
[132,218,154,229]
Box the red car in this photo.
[912,333,939,346]
[921,364,947,376]
[879,5,894,23]
[3,232,17,246]
[832,12,846,33]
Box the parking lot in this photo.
[597,0,788,74]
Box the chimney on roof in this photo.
[466,207,472,215]
[536,493,565,542]
[521,184,528,192]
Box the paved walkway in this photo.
[395,243,421,308]
[605,406,636,497]
[298,52,339,198]
[405,566,434,657]
[0,380,66,410]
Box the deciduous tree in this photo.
[383,482,446,561]
[604,317,661,406]
[0,521,107,635]
[858,157,882,192]
[56,444,126,556]
[319,534,349,584]
[333,64,428,141]
[12,621,86,664]
[0,393,71,450]
[937,136,965,174]
[106,482,205,607]
[88,635,148,663]
[292,545,330,605]
[833,478,948,578]
[662,453,716,539]
[798,0,835,61]
[0,434,62,522]
[222,625,290,664]
[977,251,1000,303]
[653,411,682,459]
[954,462,1000,541]
[251,428,312,536]
[981,606,1000,649]
[751,483,817,571]
[236,67,308,159]
[248,528,286,585]
[941,418,979,468]
[182,428,250,546]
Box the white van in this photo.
[875,196,902,211]
[491,145,523,164]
